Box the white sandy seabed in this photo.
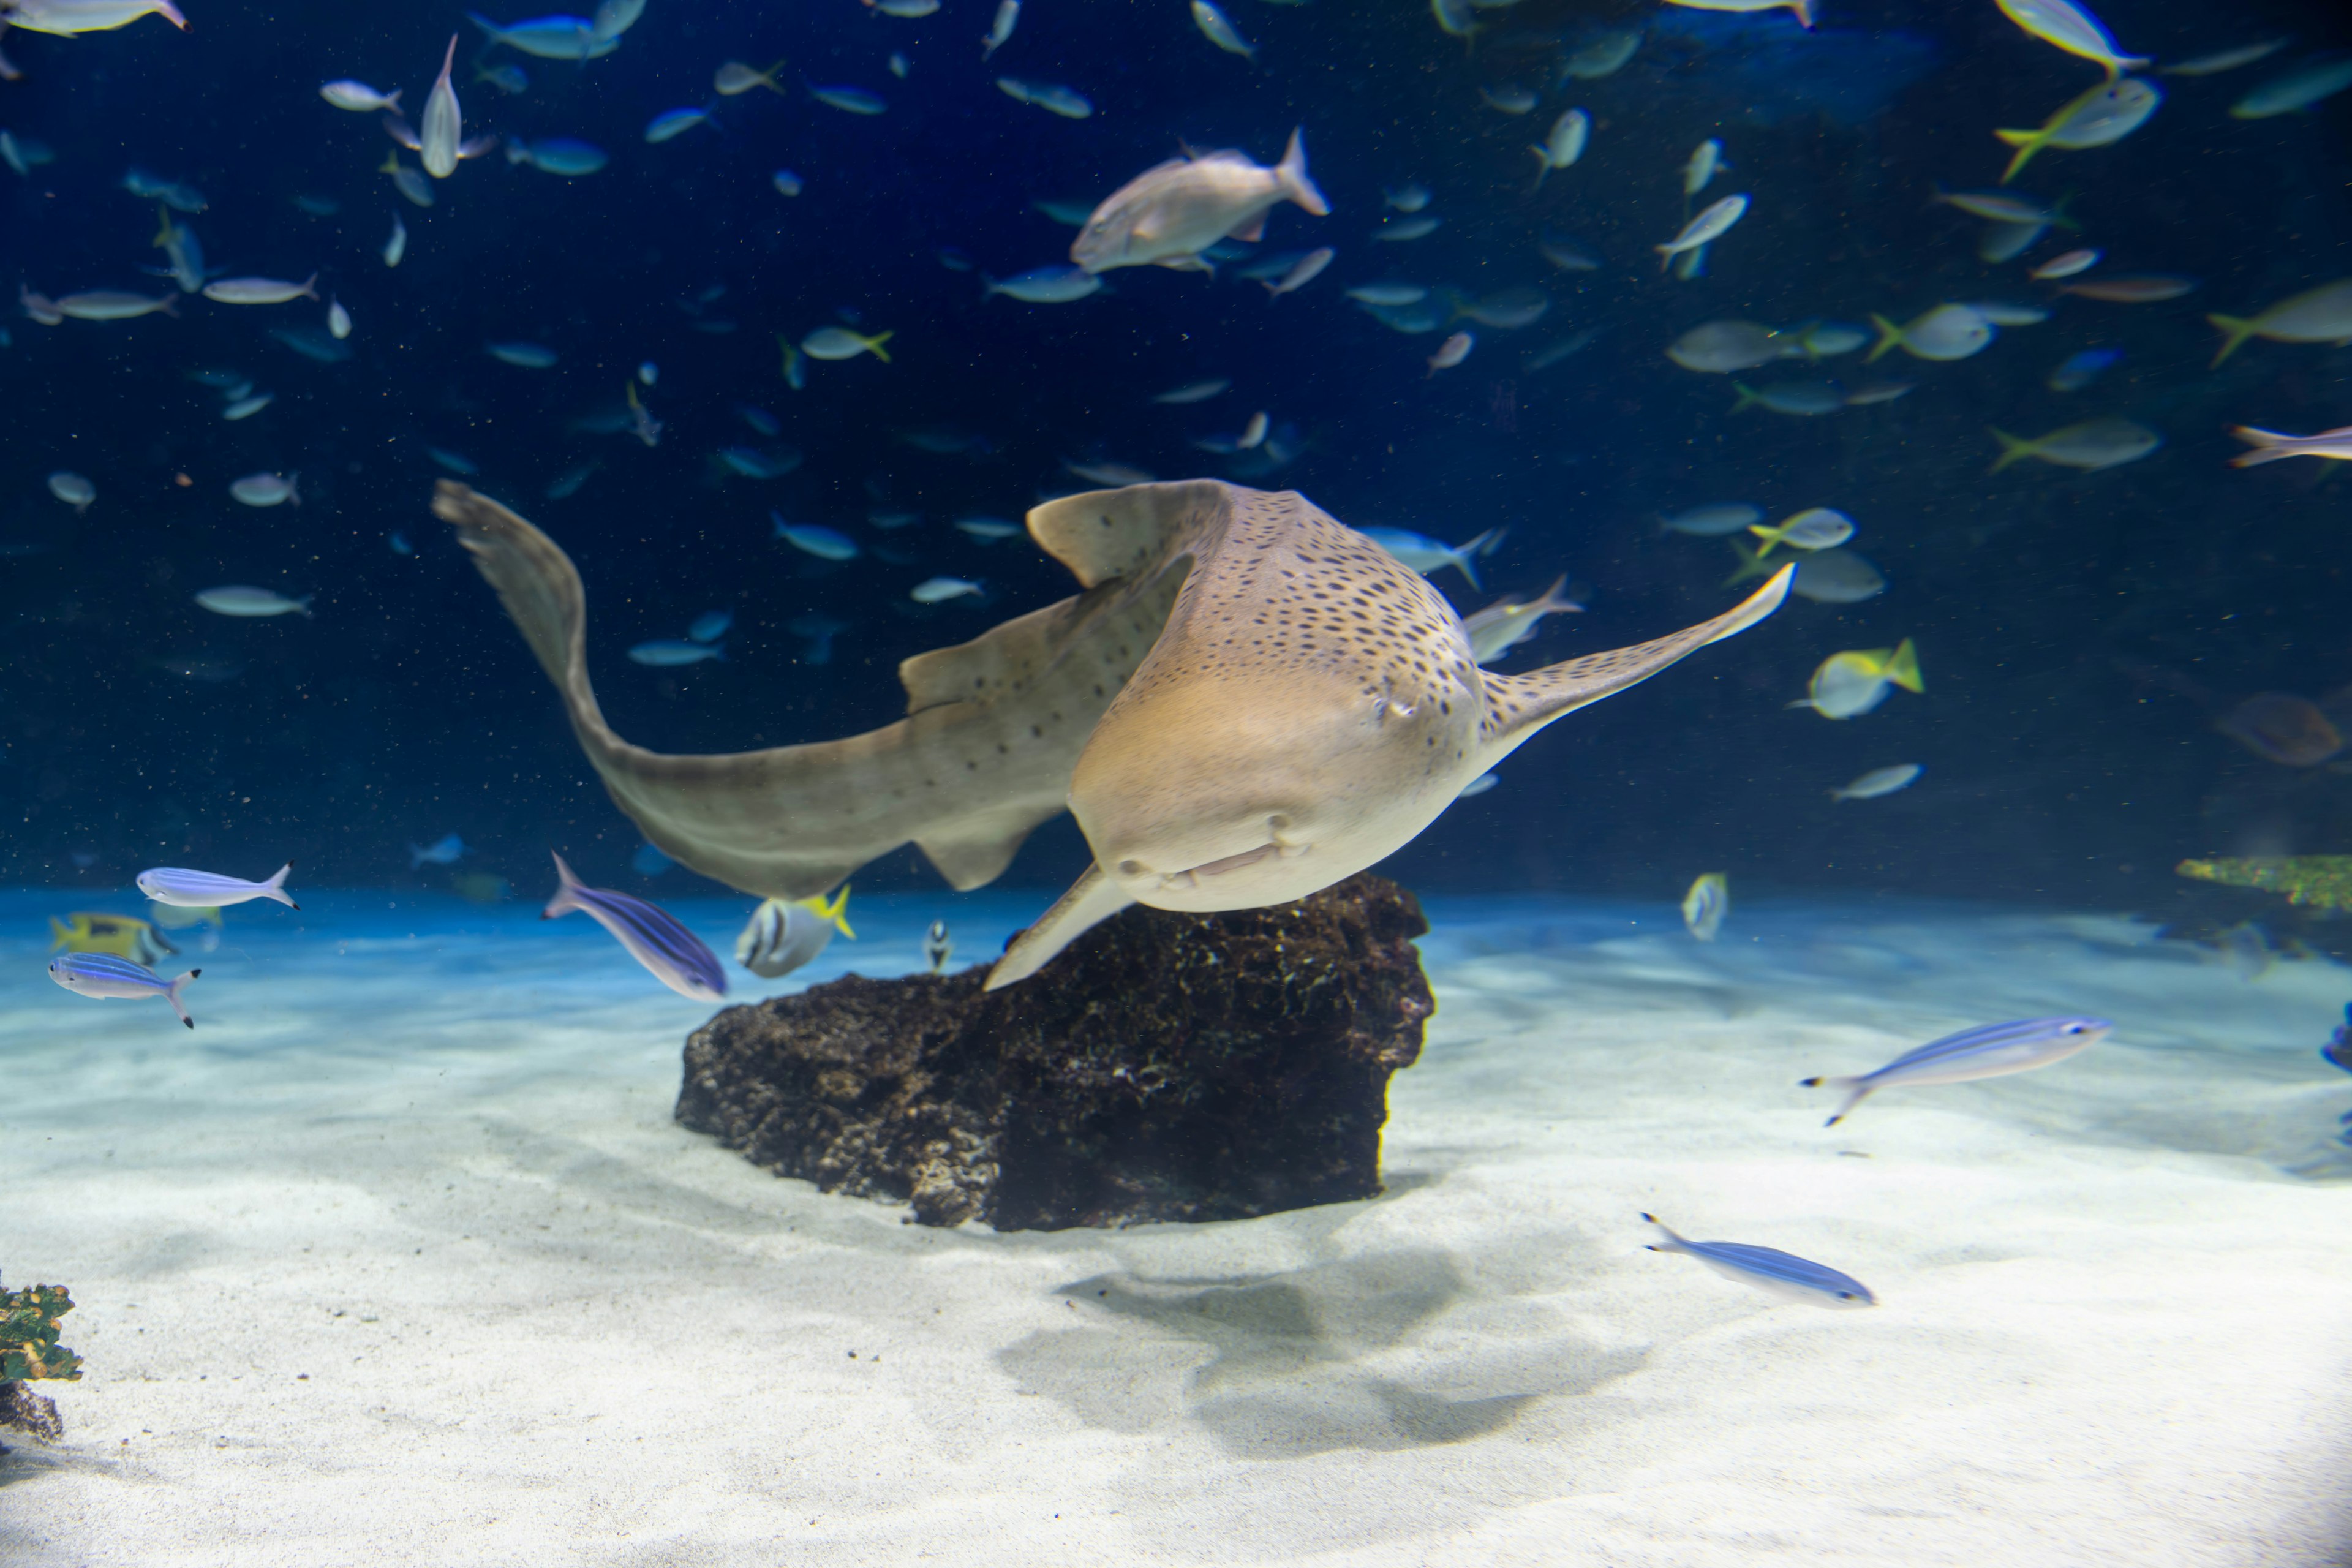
[2,885,2349,1566]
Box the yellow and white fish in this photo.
[1992,0,2147,77]
[1794,641,1923,719]
[734,887,854,978]
[1681,873,1728,941]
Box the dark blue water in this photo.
[0,0,2345,924]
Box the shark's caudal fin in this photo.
[1474,567,1793,767]
[435,480,1188,902]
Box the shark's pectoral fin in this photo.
[1476,565,1793,767]
[984,862,1136,990]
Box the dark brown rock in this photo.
[0,1381,62,1449]
[676,874,1433,1230]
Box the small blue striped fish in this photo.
[137,862,298,910]
[1642,1213,1876,1309]
[48,952,202,1028]
[543,853,728,1001]
[1803,1015,2111,1126]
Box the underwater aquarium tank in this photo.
[2,0,2350,1558]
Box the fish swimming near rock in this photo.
[734,886,854,978]
[436,480,1789,990]
[1641,1213,1875,1308]
[1802,1015,2111,1125]
[543,852,727,1001]
[47,952,200,1028]
[925,919,952,973]
[137,864,298,909]
[1071,129,1328,274]
[48,911,177,967]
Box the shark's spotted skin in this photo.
[995,483,1790,984]
[438,478,1788,989]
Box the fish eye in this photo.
[1836,1291,1856,1300]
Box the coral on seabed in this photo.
[1,1281,82,1450]
[2175,856,2352,912]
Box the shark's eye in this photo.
[1118,859,1143,876]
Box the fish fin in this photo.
[1275,126,1329,216]
[166,968,200,1029]
[544,851,586,919]
[2204,314,2257,368]
[1528,146,1548,190]
[985,861,1135,989]
[1730,382,1761,412]
[1991,127,2035,146]
[864,330,893,363]
[1806,1074,1869,1126]
[823,884,856,940]
[1986,427,2035,473]
[1721,538,1768,587]
[1639,1212,1691,1251]
[1477,567,1792,761]
[2227,426,2291,467]
[1884,638,1924,694]
[1998,132,2046,185]
[1227,211,1267,243]
[914,804,1061,890]
[1865,313,1903,364]
[263,862,300,909]
[1447,547,1483,592]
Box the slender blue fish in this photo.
[543,853,728,1001]
[48,953,202,1029]
[1642,1214,1876,1309]
[1802,1015,2111,1126]
[137,863,298,910]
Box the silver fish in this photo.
[1656,194,1748,270]
[421,36,463,177]
[48,952,200,1029]
[136,863,298,909]
[1803,1016,2111,1125]
[1461,575,1584,665]
[982,0,1019,58]
[1830,763,1922,801]
[925,919,953,973]
[1072,129,1327,274]
[1642,1215,1876,1308]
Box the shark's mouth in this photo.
[1155,838,1305,891]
